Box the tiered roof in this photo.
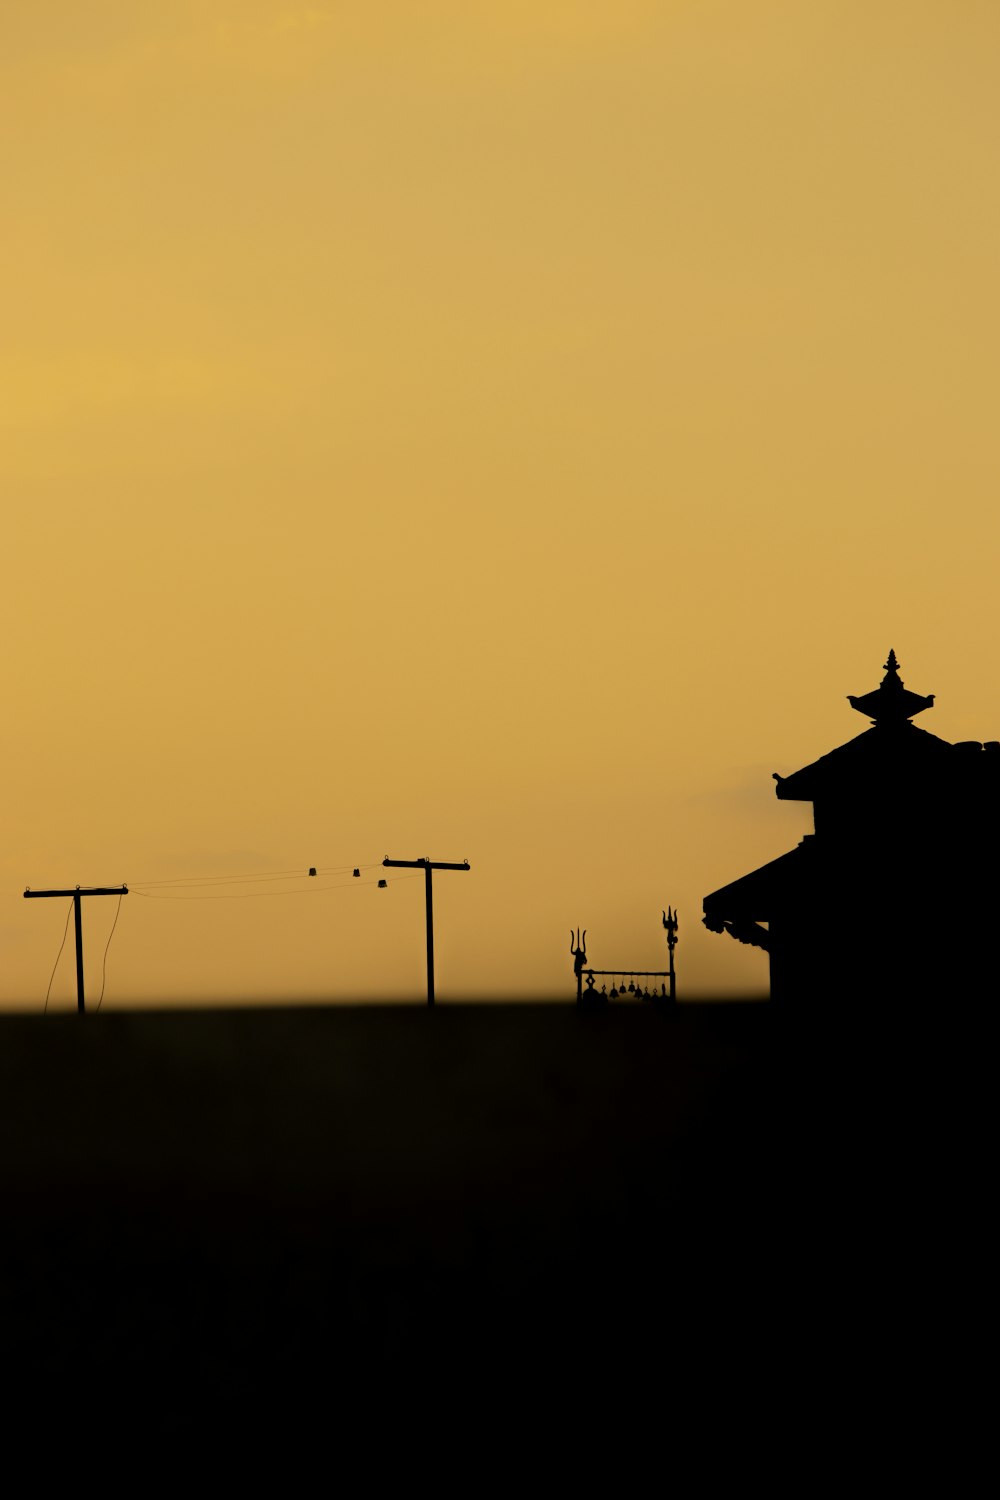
[773,651,952,803]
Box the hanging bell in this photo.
[627,978,635,993]
[609,984,618,999]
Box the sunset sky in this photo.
[3,1,999,1007]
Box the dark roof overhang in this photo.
[703,840,812,927]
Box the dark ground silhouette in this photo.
[0,1001,986,1468]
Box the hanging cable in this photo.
[129,872,424,900]
[95,892,124,1013]
[128,861,384,891]
[44,900,74,1014]
[129,865,320,887]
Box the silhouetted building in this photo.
[703,652,1000,1005]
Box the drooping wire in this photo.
[95,892,124,1013]
[130,872,424,900]
[128,865,317,887]
[44,900,74,1014]
[129,862,383,891]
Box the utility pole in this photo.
[382,857,470,1006]
[23,886,128,1014]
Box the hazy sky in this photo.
[3,1,999,1006]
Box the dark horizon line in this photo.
[0,991,771,1015]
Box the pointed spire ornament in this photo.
[847,650,935,726]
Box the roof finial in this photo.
[847,650,934,725]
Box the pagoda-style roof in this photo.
[773,721,955,802]
[773,651,952,803]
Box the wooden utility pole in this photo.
[23,886,128,1014]
[381,857,470,1006]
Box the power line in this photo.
[95,892,124,1013]
[129,861,383,890]
[26,857,443,1007]
[130,872,424,900]
[44,900,74,1014]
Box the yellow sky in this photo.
[3,1,999,1006]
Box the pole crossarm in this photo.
[24,887,129,899]
[382,860,470,872]
[24,886,128,1014]
[382,857,470,1005]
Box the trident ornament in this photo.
[662,907,679,1004]
[570,928,588,975]
[571,928,588,1001]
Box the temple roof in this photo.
[703,841,812,923]
[703,653,1000,968]
[774,721,955,802]
[773,651,951,802]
